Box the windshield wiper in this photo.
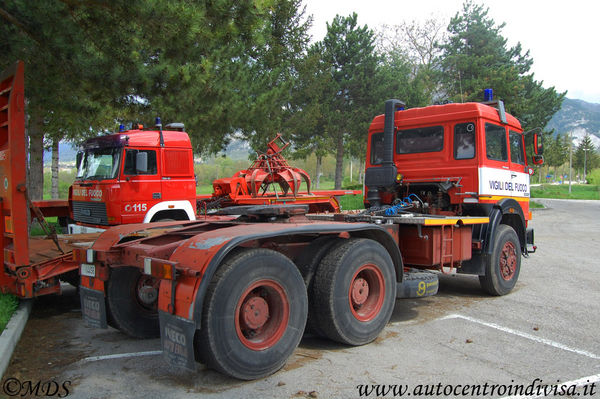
[82,175,109,181]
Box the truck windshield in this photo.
[76,147,122,180]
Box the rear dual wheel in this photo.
[106,266,160,338]
[197,249,307,380]
[311,238,396,346]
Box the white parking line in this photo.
[440,314,600,360]
[500,373,600,399]
[83,350,162,362]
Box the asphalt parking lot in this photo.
[3,199,599,398]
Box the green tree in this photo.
[237,0,311,152]
[574,134,599,179]
[438,1,564,132]
[1,0,269,199]
[1,1,129,198]
[377,51,430,110]
[544,133,569,172]
[286,48,334,189]
[316,13,380,189]
[543,132,569,180]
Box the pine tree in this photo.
[438,1,564,132]
[544,133,569,177]
[317,13,380,189]
[574,134,599,177]
[236,0,312,152]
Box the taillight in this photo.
[143,257,177,280]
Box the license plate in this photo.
[81,263,96,277]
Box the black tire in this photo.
[295,236,343,336]
[397,270,439,298]
[106,266,160,338]
[479,224,521,296]
[311,238,396,346]
[196,248,308,380]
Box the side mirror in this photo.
[532,132,544,164]
[525,128,544,165]
[136,151,148,173]
[533,132,543,156]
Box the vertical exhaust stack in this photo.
[365,99,405,207]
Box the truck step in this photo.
[396,270,439,298]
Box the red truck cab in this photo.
[69,123,196,233]
[364,98,543,264]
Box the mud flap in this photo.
[80,287,107,328]
[159,311,197,371]
[396,270,439,298]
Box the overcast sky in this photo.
[302,0,600,104]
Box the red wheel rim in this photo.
[235,279,289,351]
[499,241,518,281]
[348,264,385,322]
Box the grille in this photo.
[72,201,108,225]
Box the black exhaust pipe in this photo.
[365,99,405,207]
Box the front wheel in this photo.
[479,224,521,296]
[196,249,308,380]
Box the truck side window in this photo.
[509,131,525,165]
[485,123,508,161]
[123,149,157,175]
[454,122,475,160]
[370,133,384,165]
[397,126,444,154]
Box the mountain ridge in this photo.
[546,98,600,147]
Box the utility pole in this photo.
[569,131,572,194]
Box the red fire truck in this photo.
[75,97,542,380]
[69,122,351,233]
[68,124,198,232]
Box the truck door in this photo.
[507,130,530,199]
[479,122,511,199]
[479,123,530,203]
[120,148,160,224]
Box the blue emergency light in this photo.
[484,88,493,102]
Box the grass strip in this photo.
[531,184,600,200]
[0,293,19,333]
